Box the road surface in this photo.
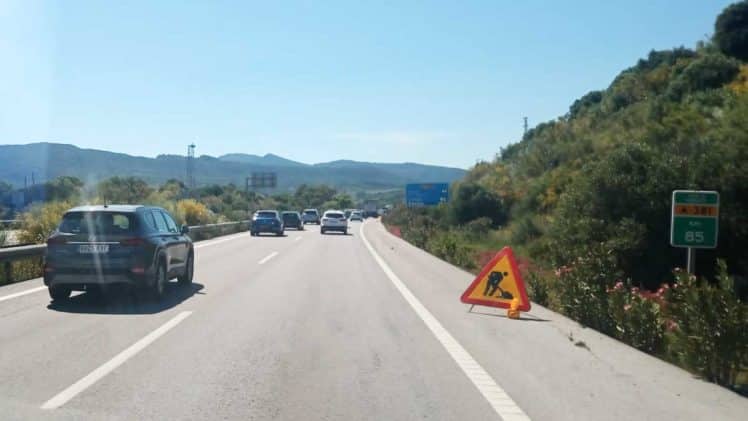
[0,220,745,420]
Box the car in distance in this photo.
[302,209,321,224]
[321,210,348,235]
[44,205,194,302]
[281,211,304,230]
[349,210,363,221]
[344,209,355,219]
[251,210,284,236]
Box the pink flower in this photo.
[631,287,639,294]
[614,281,624,290]
[623,304,632,311]
[665,319,678,332]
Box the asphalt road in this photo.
[0,220,745,420]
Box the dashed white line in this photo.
[41,311,193,410]
[0,286,47,303]
[258,251,278,265]
[359,221,530,421]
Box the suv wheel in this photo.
[152,261,167,300]
[49,286,71,302]
[178,252,194,285]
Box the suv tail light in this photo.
[120,238,145,246]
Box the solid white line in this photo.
[258,251,278,265]
[194,233,249,249]
[41,311,193,410]
[359,221,530,421]
[0,286,47,303]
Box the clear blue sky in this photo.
[0,0,734,169]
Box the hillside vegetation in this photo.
[384,2,748,391]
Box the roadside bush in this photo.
[175,199,214,226]
[526,270,553,308]
[607,282,666,354]
[17,201,72,244]
[427,230,474,270]
[553,244,620,336]
[451,182,507,226]
[464,217,492,240]
[510,216,541,244]
[664,261,748,387]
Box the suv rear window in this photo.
[304,210,317,215]
[59,212,136,235]
[256,211,277,218]
[326,213,344,219]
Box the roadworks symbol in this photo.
[460,247,531,311]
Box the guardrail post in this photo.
[3,261,11,284]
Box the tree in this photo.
[44,176,84,202]
[97,177,153,204]
[714,0,748,60]
[450,182,506,226]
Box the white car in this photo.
[349,211,363,221]
[321,210,348,235]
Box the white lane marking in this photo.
[294,236,302,242]
[258,251,278,265]
[0,286,47,303]
[359,221,530,421]
[194,233,249,249]
[41,311,193,410]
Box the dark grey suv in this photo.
[44,205,194,301]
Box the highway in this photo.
[0,219,745,420]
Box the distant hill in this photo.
[0,143,466,191]
[218,153,308,167]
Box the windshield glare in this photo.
[58,212,136,235]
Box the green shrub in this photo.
[552,244,620,335]
[526,271,552,308]
[175,199,215,226]
[426,230,475,270]
[608,282,666,354]
[510,216,541,244]
[664,261,748,387]
[464,217,492,240]
[17,201,72,244]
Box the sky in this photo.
[0,0,735,169]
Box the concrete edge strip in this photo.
[359,220,530,421]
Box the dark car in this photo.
[44,205,194,302]
[251,210,284,236]
[281,211,304,230]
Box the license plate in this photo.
[79,244,109,254]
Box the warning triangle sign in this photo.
[460,247,531,311]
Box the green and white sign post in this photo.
[670,190,719,274]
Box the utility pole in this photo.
[186,143,196,192]
[523,117,528,137]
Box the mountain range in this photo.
[0,143,466,191]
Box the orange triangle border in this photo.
[460,247,531,311]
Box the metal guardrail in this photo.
[0,220,250,284]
